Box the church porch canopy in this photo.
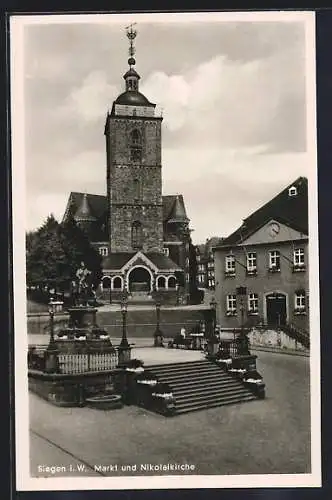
[103,250,181,274]
[102,251,181,293]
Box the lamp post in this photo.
[118,295,131,363]
[154,300,164,347]
[44,301,59,373]
[120,297,129,349]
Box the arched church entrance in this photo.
[128,266,152,293]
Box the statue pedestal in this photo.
[67,307,97,329]
[55,306,111,350]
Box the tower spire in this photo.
[123,23,140,92]
[126,22,137,68]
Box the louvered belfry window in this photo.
[132,221,143,250]
[130,129,142,162]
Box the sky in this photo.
[20,13,313,244]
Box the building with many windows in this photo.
[213,177,309,332]
[62,26,197,304]
[195,237,224,290]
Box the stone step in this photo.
[145,361,222,373]
[156,371,229,384]
[146,360,211,371]
[175,394,257,415]
[171,378,244,393]
[175,385,250,402]
[146,365,223,378]
[138,359,259,415]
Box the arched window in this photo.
[113,276,122,290]
[168,276,177,289]
[130,129,142,162]
[157,276,166,289]
[102,276,112,290]
[132,221,143,250]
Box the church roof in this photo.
[146,252,181,271]
[216,176,308,248]
[66,192,107,219]
[163,195,188,222]
[62,192,108,240]
[123,67,141,80]
[167,195,189,223]
[114,90,155,107]
[102,253,135,270]
[102,252,181,271]
[74,192,96,221]
[63,192,189,243]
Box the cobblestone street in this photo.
[30,350,311,477]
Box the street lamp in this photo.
[118,295,132,364]
[154,300,164,347]
[44,301,59,373]
[120,297,129,349]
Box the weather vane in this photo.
[126,22,137,64]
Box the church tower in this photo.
[104,24,163,254]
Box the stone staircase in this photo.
[127,291,154,305]
[144,359,257,415]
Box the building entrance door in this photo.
[266,293,287,327]
[128,267,151,293]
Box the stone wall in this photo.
[109,203,163,253]
[248,328,307,351]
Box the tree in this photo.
[26,214,102,291]
[60,218,103,288]
[26,214,67,288]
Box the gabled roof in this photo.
[218,176,308,248]
[63,192,108,241]
[146,252,181,271]
[64,192,107,221]
[102,251,181,271]
[102,253,136,270]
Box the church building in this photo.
[62,25,196,305]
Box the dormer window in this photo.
[99,246,109,257]
[288,186,298,197]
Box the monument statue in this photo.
[72,261,92,306]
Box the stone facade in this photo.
[105,109,164,255]
[62,34,199,304]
